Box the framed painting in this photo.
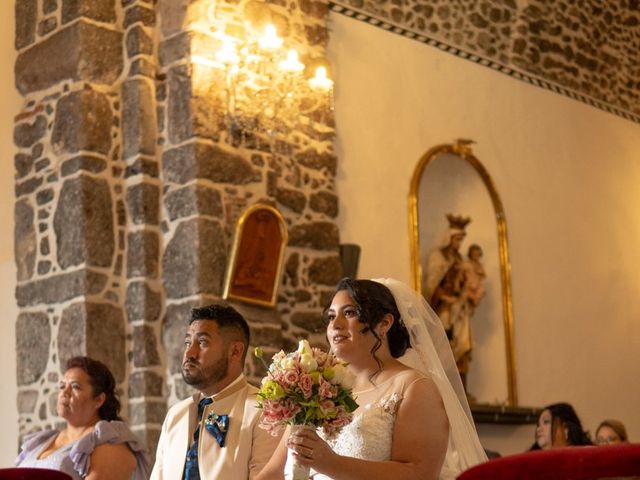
[223,203,288,307]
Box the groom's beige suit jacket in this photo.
[150,374,279,479]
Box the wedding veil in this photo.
[372,278,487,476]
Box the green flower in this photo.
[260,379,286,400]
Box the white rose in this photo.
[281,356,296,370]
[299,353,318,372]
[297,339,312,355]
[330,363,346,385]
[337,364,355,389]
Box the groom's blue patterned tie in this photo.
[183,397,213,480]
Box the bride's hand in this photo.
[287,427,335,471]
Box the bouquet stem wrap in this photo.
[286,424,316,480]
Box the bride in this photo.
[255,278,487,480]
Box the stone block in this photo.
[128,371,164,398]
[124,5,155,29]
[129,401,167,425]
[14,115,47,148]
[309,191,338,217]
[16,312,51,385]
[275,187,306,213]
[294,149,337,175]
[61,0,116,24]
[129,58,156,78]
[58,302,126,382]
[38,17,58,36]
[35,158,51,172]
[124,157,159,178]
[37,261,52,275]
[162,219,227,299]
[162,300,199,374]
[162,142,255,186]
[52,89,113,156]
[36,188,54,205]
[122,78,156,159]
[127,230,160,278]
[53,176,115,269]
[284,252,299,287]
[126,281,162,323]
[60,154,107,177]
[15,21,123,95]
[288,222,339,250]
[132,325,161,367]
[159,32,190,66]
[15,0,37,49]
[15,199,37,282]
[166,65,192,143]
[164,184,223,221]
[15,177,43,197]
[17,390,39,414]
[43,0,58,14]
[126,25,153,57]
[15,268,108,307]
[308,255,342,286]
[15,153,34,178]
[126,183,160,225]
[158,0,189,37]
[290,311,325,334]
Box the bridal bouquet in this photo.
[255,339,358,438]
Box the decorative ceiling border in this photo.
[329,2,640,125]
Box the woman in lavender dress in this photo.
[17,356,149,479]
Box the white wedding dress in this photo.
[284,279,487,480]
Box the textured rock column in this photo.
[13,0,128,441]
[121,0,165,454]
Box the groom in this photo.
[151,304,280,479]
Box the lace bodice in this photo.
[322,392,401,463]
[284,369,426,480]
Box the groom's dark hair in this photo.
[190,304,250,363]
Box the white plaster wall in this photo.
[0,1,20,466]
[329,13,640,456]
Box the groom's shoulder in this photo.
[166,395,196,416]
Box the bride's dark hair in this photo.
[326,278,411,374]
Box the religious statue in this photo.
[424,214,486,396]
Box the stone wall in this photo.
[330,0,640,121]
[13,0,338,458]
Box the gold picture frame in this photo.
[408,140,518,406]
[223,204,288,307]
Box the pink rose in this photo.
[299,373,314,399]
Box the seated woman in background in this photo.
[595,419,629,445]
[529,403,592,450]
[16,356,149,479]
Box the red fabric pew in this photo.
[458,443,640,480]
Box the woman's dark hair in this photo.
[325,278,411,375]
[66,356,121,421]
[546,402,592,446]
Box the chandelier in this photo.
[191,1,334,146]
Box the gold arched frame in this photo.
[408,140,517,406]
[223,203,288,308]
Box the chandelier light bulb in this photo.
[279,49,304,73]
[309,66,333,91]
[216,38,240,65]
[259,24,283,50]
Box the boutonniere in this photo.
[205,411,229,447]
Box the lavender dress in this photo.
[16,420,150,480]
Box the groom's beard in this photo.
[182,356,228,389]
